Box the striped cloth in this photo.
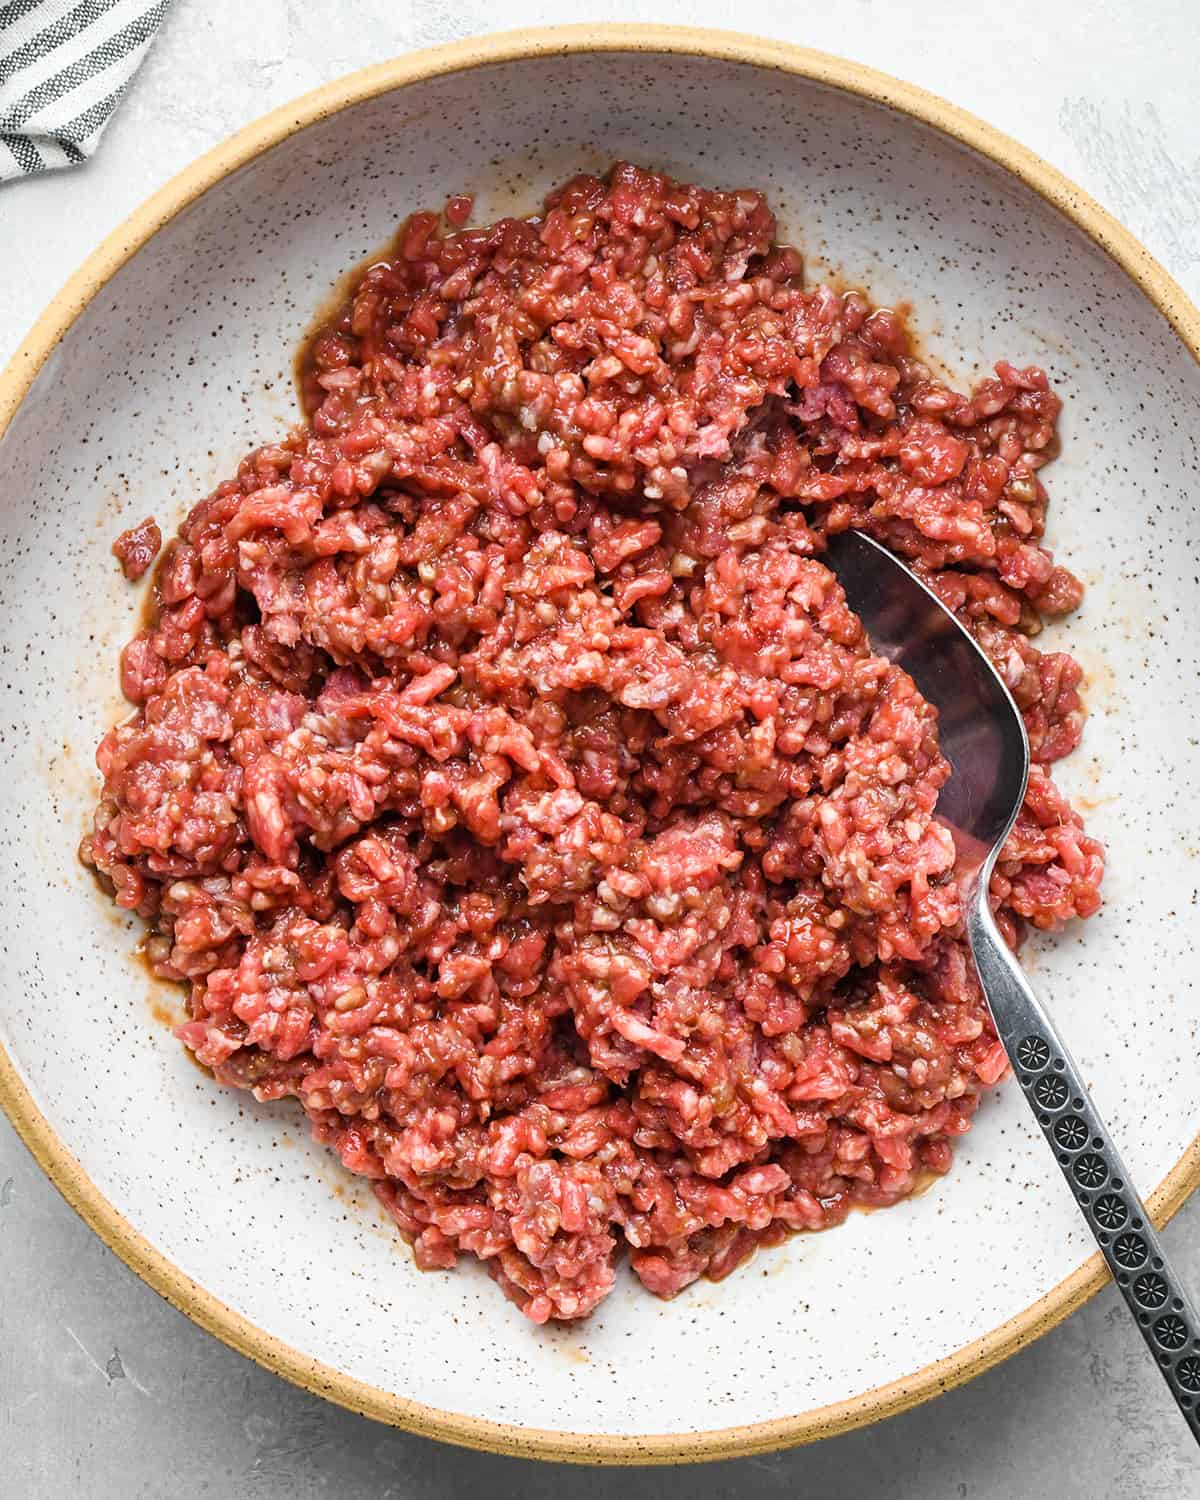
[0,0,170,181]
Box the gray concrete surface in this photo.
[3,1,1200,1494]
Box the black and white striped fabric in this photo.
[0,0,170,181]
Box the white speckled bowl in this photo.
[1,26,1198,1465]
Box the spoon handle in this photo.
[968,901,1200,1443]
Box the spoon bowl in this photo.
[822,529,1029,873]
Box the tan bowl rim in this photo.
[1,23,1197,1466]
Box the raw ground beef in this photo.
[82,164,1104,1323]
[112,516,162,580]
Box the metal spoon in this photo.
[825,527,1200,1440]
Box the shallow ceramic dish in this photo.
[1,24,1198,1465]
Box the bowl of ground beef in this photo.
[1,27,1198,1464]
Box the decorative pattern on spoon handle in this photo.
[1010,1028,1200,1432]
[972,910,1200,1442]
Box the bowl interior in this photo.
[2,46,1198,1443]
